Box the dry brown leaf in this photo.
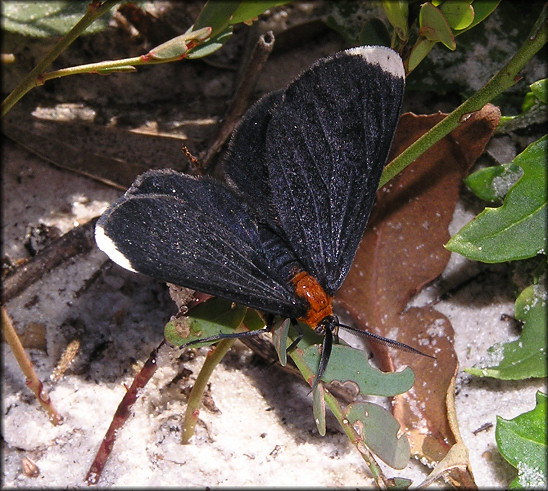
[335,104,500,485]
[3,118,191,189]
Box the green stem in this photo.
[379,7,548,189]
[1,0,120,117]
[38,50,193,83]
[289,348,388,487]
[181,339,235,444]
[40,56,144,81]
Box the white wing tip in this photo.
[95,223,137,273]
[345,46,404,79]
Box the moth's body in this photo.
[95,45,407,386]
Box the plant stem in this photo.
[1,0,120,117]
[289,348,388,487]
[40,56,143,81]
[181,339,235,444]
[1,306,63,425]
[379,7,548,189]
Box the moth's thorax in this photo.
[292,271,333,326]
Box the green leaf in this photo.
[1,0,112,37]
[464,163,524,202]
[302,344,415,397]
[530,78,547,104]
[407,37,436,73]
[519,91,539,114]
[229,1,289,25]
[381,0,408,41]
[164,298,258,347]
[499,79,547,130]
[457,0,500,34]
[344,402,411,469]
[465,281,547,379]
[446,136,547,262]
[192,0,241,37]
[186,27,233,60]
[192,0,287,37]
[312,384,326,436]
[496,392,547,488]
[272,318,291,366]
[147,28,212,61]
[419,2,456,50]
[440,0,474,30]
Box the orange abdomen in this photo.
[292,271,332,327]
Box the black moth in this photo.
[96,46,422,389]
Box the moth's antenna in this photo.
[338,322,436,359]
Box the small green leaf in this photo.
[407,37,436,73]
[520,91,539,114]
[496,391,547,488]
[344,402,410,469]
[192,0,241,38]
[456,0,500,34]
[272,318,291,366]
[229,1,288,25]
[164,298,252,347]
[186,27,233,59]
[499,79,547,130]
[519,79,547,113]
[530,78,547,104]
[464,163,524,202]
[446,136,547,262]
[419,2,456,50]
[312,384,326,436]
[382,0,408,41]
[190,0,286,51]
[465,281,547,379]
[302,344,415,396]
[440,0,474,30]
[147,28,212,61]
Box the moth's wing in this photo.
[223,90,283,223]
[95,170,307,318]
[265,46,405,294]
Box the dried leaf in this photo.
[3,118,191,189]
[335,104,500,484]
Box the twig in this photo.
[379,6,547,189]
[1,306,63,425]
[85,340,164,485]
[200,31,276,171]
[2,218,98,303]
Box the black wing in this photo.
[225,46,404,295]
[224,91,282,222]
[96,170,307,318]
